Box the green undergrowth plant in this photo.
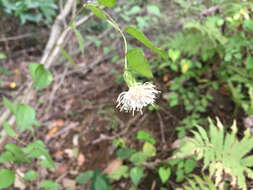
[183,175,217,190]
[156,47,214,138]
[0,63,57,189]
[176,117,253,190]
[169,16,226,61]
[76,169,112,190]
[0,0,168,188]
[84,130,198,189]
[110,130,157,189]
[114,1,162,31]
[166,158,197,184]
[152,0,253,141]
[75,130,156,189]
[0,0,58,24]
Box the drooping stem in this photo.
[103,11,128,70]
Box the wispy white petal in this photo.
[116,83,160,115]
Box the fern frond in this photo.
[176,117,253,190]
[169,16,226,61]
[184,175,217,190]
[220,0,250,17]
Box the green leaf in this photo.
[91,169,112,190]
[59,47,76,66]
[167,93,179,107]
[5,144,30,163]
[116,149,136,160]
[176,169,184,183]
[180,59,192,74]
[168,49,181,62]
[243,19,253,33]
[169,158,183,166]
[16,104,36,132]
[3,96,17,114]
[24,170,37,181]
[29,63,53,90]
[23,141,55,169]
[98,0,116,8]
[130,152,149,165]
[126,48,153,78]
[3,122,16,137]
[192,175,209,190]
[130,167,143,185]
[40,180,59,190]
[0,53,7,59]
[76,170,94,185]
[246,55,253,69]
[0,169,15,189]
[40,159,56,169]
[70,23,85,55]
[184,159,197,174]
[142,142,156,157]
[87,5,106,19]
[124,26,167,60]
[0,152,15,163]
[110,166,129,180]
[126,6,141,16]
[158,167,171,184]
[136,130,156,144]
[147,5,161,16]
[34,65,52,90]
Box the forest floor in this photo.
[0,1,246,189]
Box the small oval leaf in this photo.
[125,26,167,60]
[126,48,153,78]
[0,169,15,189]
[130,167,143,185]
[98,0,116,8]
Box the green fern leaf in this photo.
[184,175,217,190]
[177,117,253,190]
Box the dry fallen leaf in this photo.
[64,149,74,158]
[72,134,79,146]
[46,120,65,138]
[63,178,76,190]
[55,119,64,127]
[77,153,86,166]
[103,158,122,175]
[56,163,69,176]
[14,170,25,190]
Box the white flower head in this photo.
[117,82,160,115]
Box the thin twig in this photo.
[156,111,166,144]
[0,33,34,42]
[44,65,69,116]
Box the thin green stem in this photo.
[103,11,128,70]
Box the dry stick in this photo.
[43,32,121,115]
[40,0,76,67]
[151,181,156,190]
[0,33,34,42]
[43,65,69,118]
[156,111,166,144]
[0,0,82,146]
